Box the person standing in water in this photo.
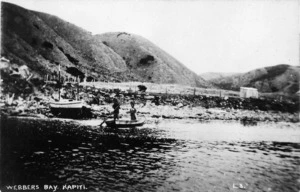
[128,100,137,121]
[112,98,120,121]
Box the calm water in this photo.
[1,117,300,192]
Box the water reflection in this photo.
[1,117,300,192]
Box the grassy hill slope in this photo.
[208,64,299,94]
[1,2,210,88]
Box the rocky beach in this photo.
[1,82,299,125]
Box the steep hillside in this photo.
[199,72,240,81]
[1,2,209,89]
[96,33,209,87]
[1,2,128,82]
[209,64,300,94]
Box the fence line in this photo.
[80,82,240,98]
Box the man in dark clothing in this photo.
[112,98,120,121]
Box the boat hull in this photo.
[50,101,84,108]
[50,101,91,119]
[105,119,144,128]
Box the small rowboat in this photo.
[105,119,145,128]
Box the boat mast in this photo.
[77,76,79,100]
[58,64,61,101]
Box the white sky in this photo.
[2,0,299,74]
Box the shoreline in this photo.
[1,82,299,124]
[113,103,299,123]
[2,102,299,124]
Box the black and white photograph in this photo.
[0,0,299,191]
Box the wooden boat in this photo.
[50,100,84,108]
[49,64,92,119]
[105,119,145,128]
[50,100,91,119]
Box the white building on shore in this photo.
[240,87,258,98]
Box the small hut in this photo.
[240,87,258,98]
